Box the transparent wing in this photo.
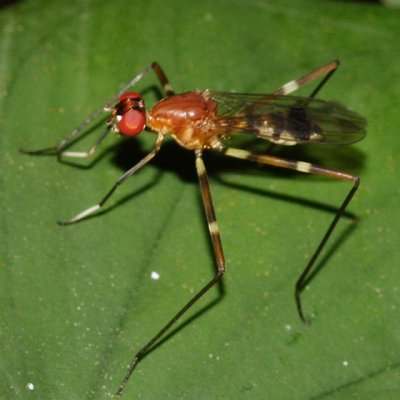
[207,91,366,145]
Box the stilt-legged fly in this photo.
[21,60,366,395]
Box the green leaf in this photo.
[1,1,400,399]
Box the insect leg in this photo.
[20,62,173,158]
[150,62,175,96]
[244,61,340,114]
[271,60,340,97]
[19,65,154,158]
[116,150,226,396]
[52,126,113,159]
[58,134,164,225]
[221,147,359,323]
[195,150,226,272]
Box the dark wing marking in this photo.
[206,91,366,145]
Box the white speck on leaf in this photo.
[26,383,34,391]
[151,271,160,280]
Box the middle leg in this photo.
[116,149,226,396]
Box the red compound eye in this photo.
[118,92,141,102]
[118,109,145,137]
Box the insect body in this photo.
[21,60,366,396]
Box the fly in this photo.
[20,60,366,396]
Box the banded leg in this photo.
[116,150,226,396]
[221,147,359,323]
[243,60,340,116]
[53,126,112,159]
[271,60,339,97]
[20,62,174,159]
[58,134,164,225]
